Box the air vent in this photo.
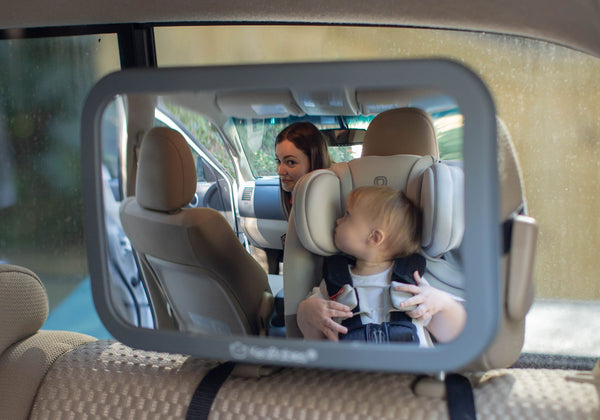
[241,187,254,201]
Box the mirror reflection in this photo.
[99,86,465,347]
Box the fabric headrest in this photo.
[293,169,342,256]
[294,155,464,259]
[407,160,464,257]
[362,108,439,159]
[0,264,49,355]
[136,127,197,212]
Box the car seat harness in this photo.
[323,254,426,343]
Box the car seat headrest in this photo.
[136,127,197,212]
[362,108,439,159]
[293,155,463,259]
[0,264,49,355]
[407,160,465,257]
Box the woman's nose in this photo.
[277,165,286,175]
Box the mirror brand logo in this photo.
[373,176,388,185]
[229,341,318,364]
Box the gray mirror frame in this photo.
[82,59,499,374]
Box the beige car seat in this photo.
[120,126,273,336]
[0,264,96,420]
[462,118,537,372]
[4,264,593,420]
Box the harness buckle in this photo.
[366,324,389,344]
[329,284,358,310]
[390,281,417,312]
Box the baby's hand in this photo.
[297,296,353,341]
[393,271,451,322]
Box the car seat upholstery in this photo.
[120,126,273,336]
[361,107,439,159]
[0,264,96,420]
[4,265,593,420]
[461,118,537,372]
[29,338,600,419]
[283,158,464,336]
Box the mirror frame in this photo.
[82,59,499,373]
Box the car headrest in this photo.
[362,108,439,159]
[135,127,197,212]
[293,155,463,259]
[0,264,49,355]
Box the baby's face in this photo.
[334,202,373,258]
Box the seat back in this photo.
[0,264,95,420]
[120,127,272,336]
[283,107,464,337]
[462,118,537,371]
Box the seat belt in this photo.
[445,373,477,420]
[186,362,236,420]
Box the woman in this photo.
[275,122,332,219]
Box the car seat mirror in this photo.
[82,59,499,373]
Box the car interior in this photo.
[1,1,599,419]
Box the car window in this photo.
[231,111,462,177]
[231,115,372,177]
[0,34,121,337]
[154,25,600,358]
[159,101,236,179]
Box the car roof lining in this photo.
[1,1,600,57]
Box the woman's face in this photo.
[275,139,311,192]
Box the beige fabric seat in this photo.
[0,264,96,420]
[361,107,439,159]
[29,339,600,419]
[5,266,594,420]
[120,126,273,336]
[462,118,537,372]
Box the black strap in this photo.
[445,373,477,420]
[186,362,236,420]
[323,254,355,297]
[390,253,426,285]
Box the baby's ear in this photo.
[370,229,385,247]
